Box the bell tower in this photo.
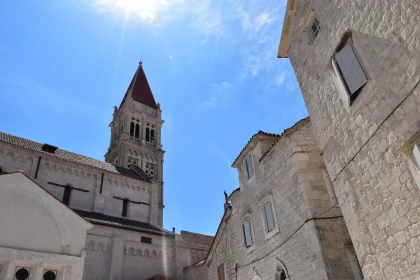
[105,62,165,226]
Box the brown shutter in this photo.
[217,264,225,280]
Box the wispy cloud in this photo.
[199,82,233,109]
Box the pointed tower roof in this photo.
[120,62,157,109]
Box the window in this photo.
[43,270,57,280]
[242,220,253,247]
[244,153,254,180]
[263,201,276,232]
[150,129,155,143]
[141,236,152,244]
[146,128,150,142]
[332,42,368,106]
[135,124,140,139]
[130,122,135,137]
[15,267,30,280]
[310,18,320,38]
[63,186,72,206]
[122,199,129,217]
[217,264,225,280]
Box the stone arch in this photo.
[128,246,135,255]
[144,249,150,257]
[136,249,142,256]
[87,241,95,250]
[3,185,70,253]
[275,258,289,280]
[97,242,105,251]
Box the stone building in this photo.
[205,118,364,280]
[0,171,93,280]
[278,0,420,279]
[0,62,212,280]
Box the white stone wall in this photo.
[0,143,153,223]
[284,0,420,279]
[208,120,356,280]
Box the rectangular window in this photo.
[263,201,276,232]
[122,199,128,217]
[63,186,72,206]
[334,43,367,103]
[242,220,253,247]
[217,264,225,280]
[141,237,152,244]
[244,153,254,180]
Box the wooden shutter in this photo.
[217,264,225,280]
[264,201,276,232]
[243,220,253,247]
[335,43,367,95]
[332,59,350,108]
[246,154,254,179]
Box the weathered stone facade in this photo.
[278,1,420,279]
[206,119,362,280]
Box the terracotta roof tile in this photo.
[0,131,150,182]
[259,117,310,162]
[231,131,281,167]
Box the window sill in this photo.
[264,227,279,241]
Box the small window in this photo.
[141,236,152,244]
[332,42,368,106]
[146,128,150,142]
[244,153,254,181]
[242,220,253,247]
[130,122,135,137]
[122,199,129,217]
[150,129,155,143]
[263,201,276,232]
[15,267,30,280]
[135,124,140,139]
[217,264,225,280]
[43,270,57,280]
[63,186,72,206]
[311,18,320,38]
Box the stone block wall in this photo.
[283,0,420,279]
[207,120,356,279]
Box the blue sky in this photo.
[0,0,307,235]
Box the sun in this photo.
[95,0,172,22]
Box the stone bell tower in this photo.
[105,62,165,226]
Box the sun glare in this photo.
[95,0,173,22]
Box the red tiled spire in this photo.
[120,62,157,109]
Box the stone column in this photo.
[109,237,124,280]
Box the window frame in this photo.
[244,152,255,182]
[257,195,279,239]
[217,264,226,280]
[332,41,368,108]
[242,220,253,247]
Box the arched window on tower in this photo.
[130,122,134,137]
[150,129,155,144]
[146,128,150,142]
[135,124,140,139]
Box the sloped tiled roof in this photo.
[120,62,157,109]
[0,131,150,182]
[259,117,310,162]
[75,210,174,236]
[231,131,281,167]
